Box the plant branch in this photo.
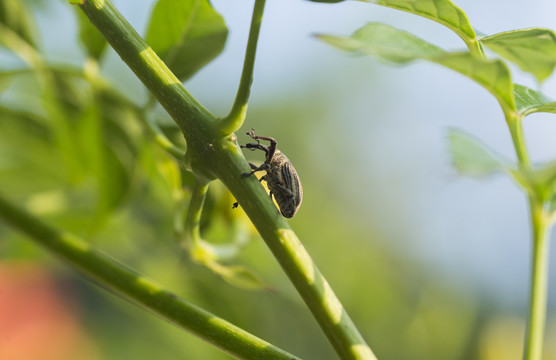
[73,1,377,358]
[220,0,266,135]
[524,200,551,360]
[506,106,549,360]
[0,194,300,360]
[76,0,216,140]
[181,177,209,249]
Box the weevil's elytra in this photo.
[240,129,303,218]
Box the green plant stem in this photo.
[220,0,266,135]
[507,115,550,360]
[74,1,376,358]
[507,115,531,169]
[211,143,377,360]
[524,200,550,360]
[181,177,209,249]
[77,0,215,140]
[0,194,300,360]
[145,114,186,160]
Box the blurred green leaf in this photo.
[41,71,88,183]
[0,0,36,48]
[75,8,107,60]
[145,0,228,81]
[192,249,268,290]
[85,90,143,226]
[319,23,515,112]
[155,147,183,202]
[481,28,556,83]
[0,70,16,91]
[447,129,506,178]
[362,0,476,41]
[514,84,556,116]
[318,22,445,62]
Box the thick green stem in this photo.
[524,201,550,360]
[220,0,266,134]
[0,194,300,360]
[211,140,377,360]
[77,0,216,140]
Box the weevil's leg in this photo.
[241,142,269,156]
[252,136,276,164]
[276,184,295,198]
[242,163,270,177]
[246,130,277,164]
[259,175,268,183]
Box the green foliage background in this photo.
[1,0,556,359]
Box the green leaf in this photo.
[513,84,556,116]
[481,28,556,83]
[155,147,183,202]
[362,0,476,41]
[319,23,515,112]
[447,129,506,178]
[0,0,36,48]
[145,0,228,81]
[433,52,514,112]
[318,22,446,62]
[77,92,138,228]
[75,8,107,59]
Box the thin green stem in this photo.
[145,114,186,160]
[0,23,43,67]
[0,194,300,360]
[464,36,486,58]
[507,114,531,170]
[220,0,266,134]
[524,201,550,360]
[506,111,551,360]
[181,177,210,249]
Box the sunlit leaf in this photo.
[75,8,107,60]
[362,0,476,41]
[513,84,556,116]
[481,28,556,83]
[319,23,515,112]
[447,129,506,178]
[145,0,228,81]
[0,0,36,48]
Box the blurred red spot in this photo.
[0,262,98,360]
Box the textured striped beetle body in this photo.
[265,150,303,218]
[240,129,303,218]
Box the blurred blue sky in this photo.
[31,0,556,310]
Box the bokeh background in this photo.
[1,0,556,359]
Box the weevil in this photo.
[239,129,303,218]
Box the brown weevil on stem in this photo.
[238,129,303,218]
